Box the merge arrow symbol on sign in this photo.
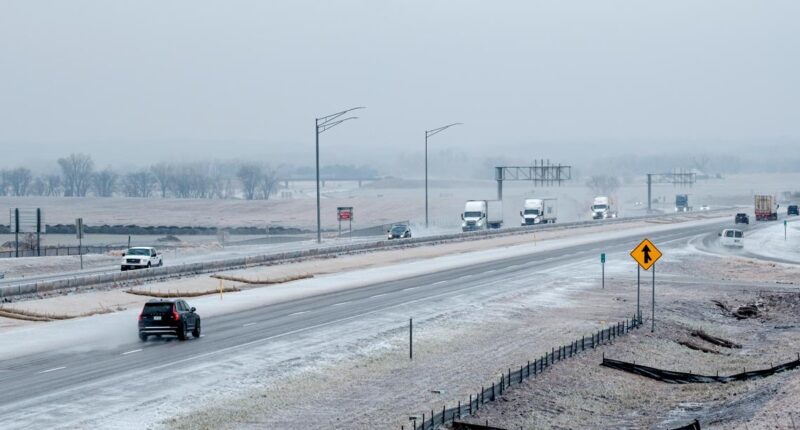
[630,238,661,270]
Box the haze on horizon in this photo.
[1,0,799,176]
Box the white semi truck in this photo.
[520,198,557,225]
[462,200,503,231]
[591,196,617,220]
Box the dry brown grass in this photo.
[0,306,113,322]
[126,286,241,298]
[209,273,313,285]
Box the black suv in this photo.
[138,299,201,341]
[734,213,749,225]
[788,205,799,216]
[387,223,412,240]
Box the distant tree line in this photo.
[0,154,379,200]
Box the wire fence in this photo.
[0,245,129,259]
[402,316,642,430]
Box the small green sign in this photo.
[601,253,606,263]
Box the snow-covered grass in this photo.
[743,219,800,263]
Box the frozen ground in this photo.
[0,172,791,231]
[743,218,800,264]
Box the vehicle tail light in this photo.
[138,311,143,321]
[172,305,180,321]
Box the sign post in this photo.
[630,238,662,332]
[337,207,353,238]
[76,218,84,270]
[600,253,606,289]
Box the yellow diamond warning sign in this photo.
[630,238,662,271]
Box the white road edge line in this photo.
[432,281,447,285]
[38,366,66,374]
[122,349,142,355]
[242,323,256,327]
[288,311,308,316]
[370,293,388,298]
[331,302,349,306]
[403,286,420,291]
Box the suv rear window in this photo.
[143,303,173,314]
[735,231,743,238]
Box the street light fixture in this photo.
[425,123,462,228]
[315,106,365,243]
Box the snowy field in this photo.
[0,173,795,232]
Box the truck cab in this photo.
[520,198,557,225]
[675,194,690,212]
[591,196,615,220]
[462,200,503,232]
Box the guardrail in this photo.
[0,210,732,299]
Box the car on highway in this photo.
[719,228,744,248]
[387,223,412,240]
[788,205,799,216]
[138,299,201,341]
[121,247,163,271]
[734,213,749,225]
[700,205,710,211]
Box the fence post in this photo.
[469,394,473,414]
[442,405,445,425]
[500,374,504,394]
[491,382,495,401]
[430,410,434,429]
[520,365,523,383]
[458,400,461,419]
[527,360,530,377]
[508,368,511,385]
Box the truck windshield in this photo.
[126,249,150,256]
[464,211,482,218]
[592,205,607,210]
[523,209,540,215]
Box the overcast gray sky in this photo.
[1,0,798,171]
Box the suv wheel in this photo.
[139,332,148,342]
[192,320,201,338]
[177,322,187,341]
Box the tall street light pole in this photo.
[425,123,462,228]
[315,107,365,243]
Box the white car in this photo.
[121,247,163,271]
[700,205,710,211]
[719,229,744,248]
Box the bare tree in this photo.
[122,170,154,197]
[150,162,172,198]
[6,167,32,196]
[237,163,262,200]
[0,170,8,196]
[92,168,117,197]
[258,167,278,200]
[58,153,94,197]
[44,174,62,196]
[28,177,46,196]
[585,175,620,196]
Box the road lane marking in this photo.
[370,293,388,298]
[403,287,420,291]
[242,323,256,327]
[288,311,308,316]
[122,349,142,355]
[432,281,446,285]
[331,301,349,306]
[38,366,66,374]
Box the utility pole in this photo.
[425,123,461,228]
[315,107,365,243]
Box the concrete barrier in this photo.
[0,210,732,299]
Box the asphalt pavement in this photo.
[0,219,729,427]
